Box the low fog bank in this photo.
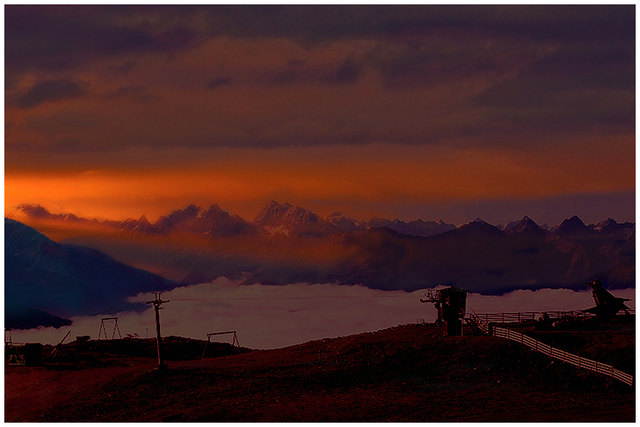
[10,279,635,349]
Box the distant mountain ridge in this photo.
[13,202,634,240]
[555,215,591,236]
[7,203,635,295]
[254,201,333,237]
[19,201,619,240]
[153,204,258,237]
[505,216,545,236]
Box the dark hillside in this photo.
[5,323,634,422]
[12,206,635,293]
[5,218,178,328]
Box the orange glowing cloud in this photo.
[5,6,634,225]
[5,131,633,223]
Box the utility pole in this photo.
[146,292,169,370]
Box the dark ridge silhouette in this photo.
[5,218,178,327]
[506,216,545,236]
[12,202,634,240]
[154,204,202,231]
[595,218,635,235]
[445,217,503,236]
[6,304,72,330]
[555,215,591,236]
[16,203,90,224]
[366,217,456,238]
[8,204,635,293]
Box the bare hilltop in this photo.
[5,321,634,422]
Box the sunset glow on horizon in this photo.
[5,5,635,225]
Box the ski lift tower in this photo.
[421,286,467,336]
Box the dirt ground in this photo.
[5,323,635,422]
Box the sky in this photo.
[4,5,636,225]
[9,279,636,349]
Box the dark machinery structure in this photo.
[201,331,240,359]
[421,286,467,336]
[583,279,631,319]
[98,317,122,340]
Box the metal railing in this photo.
[466,311,633,386]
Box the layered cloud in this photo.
[10,279,635,349]
[15,79,87,109]
[5,5,635,225]
[7,6,633,151]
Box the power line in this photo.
[88,302,148,317]
[168,294,410,302]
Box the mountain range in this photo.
[5,218,177,329]
[12,201,458,239]
[7,202,635,298]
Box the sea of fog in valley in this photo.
[10,278,635,349]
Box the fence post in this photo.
[484,321,633,386]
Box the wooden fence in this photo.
[467,312,633,386]
[469,310,592,324]
[470,309,634,325]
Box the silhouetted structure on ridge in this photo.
[584,279,630,319]
[421,286,467,336]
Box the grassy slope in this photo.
[5,323,634,422]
